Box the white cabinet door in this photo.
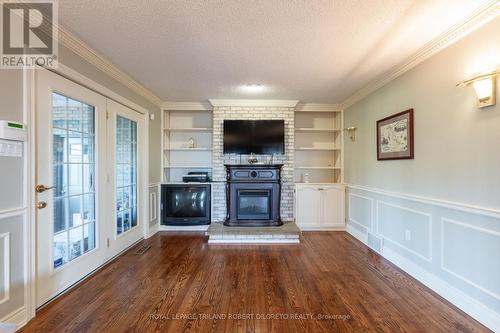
[295,186,321,228]
[321,186,345,227]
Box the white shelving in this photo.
[162,108,213,182]
[294,109,343,183]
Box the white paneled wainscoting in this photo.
[148,183,160,237]
[0,208,29,329]
[346,185,500,332]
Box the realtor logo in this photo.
[1,0,58,68]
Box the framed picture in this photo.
[377,109,414,160]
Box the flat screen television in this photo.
[223,120,285,154]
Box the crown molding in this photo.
[209,99,299,108]
[162,102,213,111]
[341,0,500,109]
[57,28,163,107]
[295,103,343,111]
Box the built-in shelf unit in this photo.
[162,104,213,182]
[294,106,343,183]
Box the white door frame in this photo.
[35,69,109,306]
[25,63,151,322]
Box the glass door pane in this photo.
[116,115,138,235]
[52,93,96,269]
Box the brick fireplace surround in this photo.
[210,102,296,222]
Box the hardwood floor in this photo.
[21,232,490,333]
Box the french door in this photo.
[106,100,144,255]
[35,70,144,307]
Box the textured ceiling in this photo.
[58,0,493,103]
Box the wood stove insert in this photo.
[224,164,283,227]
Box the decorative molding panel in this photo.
[347,185,500,331]
[162,102,213,111]
[149,192,157,222]
[209,99,299,108]
[347,184,500,219]
[376,200,432,263]
[341,1,500,109]
[441,217,500,301]
[0,306,27,330]
[57,28,163,107]
[0,232,10,305]
[348,193,373,230]
[380,245,500,333]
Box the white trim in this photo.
[0,233,10,305]
[346,227,500,332]
[347,184,500,219]
[208,99,299,108]
[57,28,162,107]
[295,103,343,112]
[142,111,150,240]
[376,200,433,263]
[25,67,37,322]
[341,1,500,109]
[347,219,369,232]
[382,246,500,333]
[148,183,160,188]
[47,63,152,116]
[208,239,300,244]
[162,102,213,111]
[149,192,157,222]
[147,223,159,239]
[0,207,27,220]
[441,217,500,302]
[346,224,368,244]
[348,193,373,229]
[0,306,27,330]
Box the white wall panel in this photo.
[0,232,10,304]
[377,201,432,262]
[442,218,500,302]
[348,193,372,229]
[0,213,25,321]
[346,186,500,331]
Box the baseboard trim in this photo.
[146,223,159,238]
[345,227,500,332]
[346,224,368,244]
[1,306,27,330]
[208,239,300,244]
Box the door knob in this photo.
[36,184,55,193]
[36,201,47,209]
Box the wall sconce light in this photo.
[343,126,357,142]
[458,70,498,108]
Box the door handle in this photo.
[36,184,55,193]
[36,201,47,209]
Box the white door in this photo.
[36,70,108,306]
[107,100,144,254]
[321,186,345,227]
[295,186,320,228]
